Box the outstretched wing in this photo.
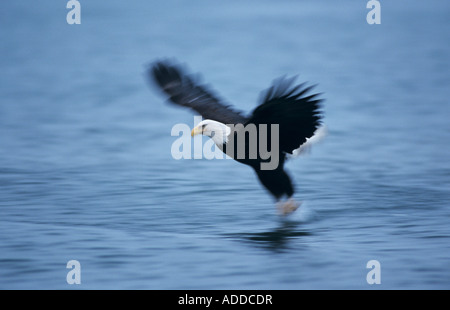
[246,76,323,154]
[150,60,247,125]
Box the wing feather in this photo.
[247,77,323,154]
[150,61,247,125]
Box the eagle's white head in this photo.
[191,119,231,145]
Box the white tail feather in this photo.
[289,125,327,158]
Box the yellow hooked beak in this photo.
[191,126,202,137]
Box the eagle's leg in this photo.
[276,198,301,216]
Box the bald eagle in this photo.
[149,60,325,215]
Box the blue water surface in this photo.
[0,0,449,289]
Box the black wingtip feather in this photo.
[249,76,325,154]
[150,60,184,95]
[148,59,248,125]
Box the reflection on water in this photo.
[226,221,312,252]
